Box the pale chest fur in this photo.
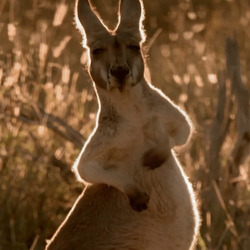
[98,85,165,153]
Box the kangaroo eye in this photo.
[128,45,140,52]
[92,48,105,55]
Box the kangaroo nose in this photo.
[110,65,130,82]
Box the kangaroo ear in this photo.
[117,0,145,40]
[75,0,109,45]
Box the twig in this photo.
[226,37,250,167]
[212,180,238,238]
[0,0,7,17]
[30,235,39,250]
[208,71,231,180]
[145,28,162,53]
[19,103,85,148]
[50,155,76,184]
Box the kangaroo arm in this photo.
[166,113,192,147]
[74,144,149,212]
[76,157,124,191]
[153,92,193,147]
[74,142,126,189]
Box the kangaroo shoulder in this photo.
[142,83,175,111]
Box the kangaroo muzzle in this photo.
[109,64,131,91]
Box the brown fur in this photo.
[45,0,200,249]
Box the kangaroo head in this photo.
[75,0,145,92]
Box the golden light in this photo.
[53,36,71,58]
[208,74,217,84]
[7,23,16,41]
[62,65,71,84]
[53,3,68,27]
[173,74,182,85]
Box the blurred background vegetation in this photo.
[0,0,249,249]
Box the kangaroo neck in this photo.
[95,78,148,116]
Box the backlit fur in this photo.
[46,0,200,249]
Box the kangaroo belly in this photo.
[143,185,197,250]
[46,184,148,250]
[47,163,198,250]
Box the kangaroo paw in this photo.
[142,148,168,170]
[127,191,150,212]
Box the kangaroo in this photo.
[45,0,200,249]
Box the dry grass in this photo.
[0,0,249,249]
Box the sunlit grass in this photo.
[0,0,249,249]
